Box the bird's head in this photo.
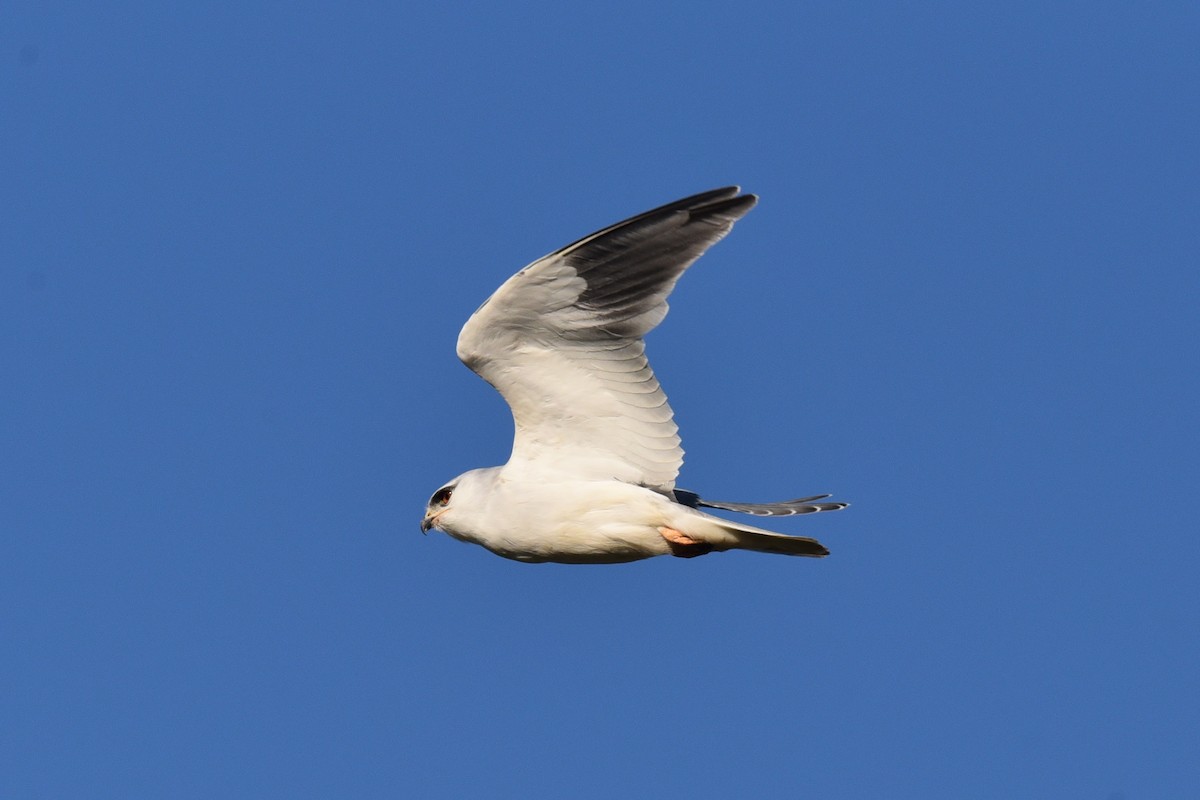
[420,468,496,536]
[420,480,457,534]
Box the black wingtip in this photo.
[689,192,758,223]
[547,187,755,261]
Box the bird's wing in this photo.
[456,187,757,491]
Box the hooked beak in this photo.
[420,509,446,534]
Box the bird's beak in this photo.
[420,509,445,534]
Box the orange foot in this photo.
[658,527,714,559]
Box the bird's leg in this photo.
[659,526,703,546]
[658,527,714,558]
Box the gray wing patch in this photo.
[674,489,849,516]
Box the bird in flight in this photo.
[421,187,847,563]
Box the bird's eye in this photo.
[432,487,453,507]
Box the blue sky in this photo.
[4,2,1198,797]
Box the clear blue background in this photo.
[4,2,1198,797]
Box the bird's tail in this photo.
[669,490,846,558]
[714,518,831,558]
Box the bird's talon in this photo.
[658,527,703,546]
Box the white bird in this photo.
[421,187,847,563]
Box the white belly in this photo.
[462,478,675,564]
